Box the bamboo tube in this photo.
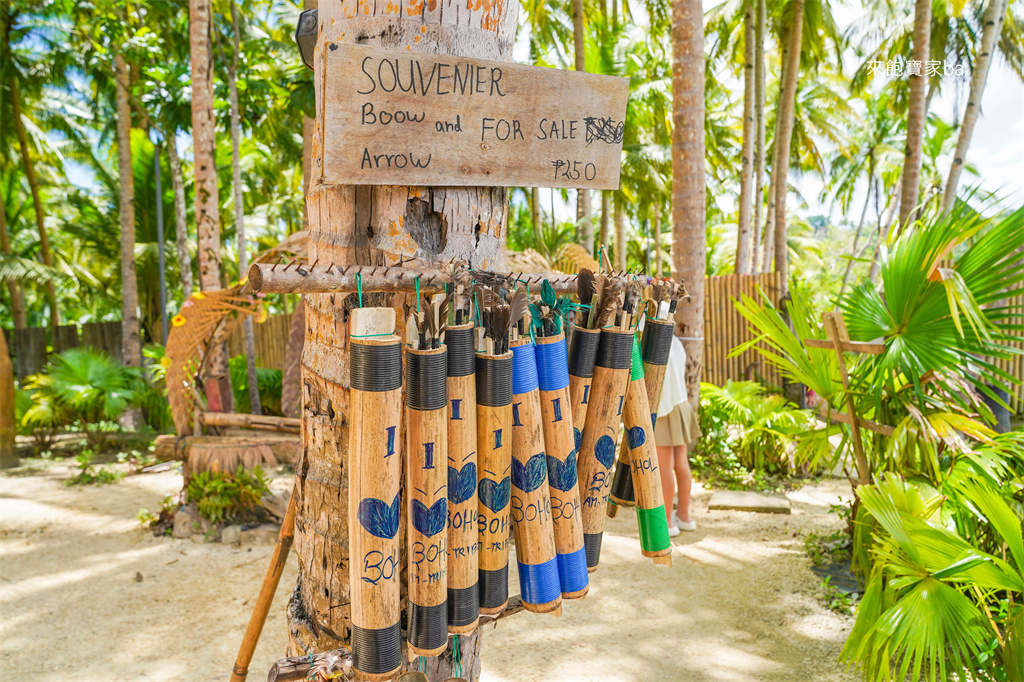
[405,345,449,658]
[508,339,562,615]
[566,326,600,453]
[576,328,634,571]
[621,336,672,564]
[475,351,513,615]
[534,333,588,600]
[347,308,404,681]
[608,318,674,511]
[444,324,479,634]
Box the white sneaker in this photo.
[671,510,679,527]
[677,519,697,532]
[667,525,681,538]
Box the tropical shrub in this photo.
[139,344,174,432]
[21,348,140,450]
[185,466,270,525]
[228,355,283,415]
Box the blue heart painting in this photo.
[479,476,511,512]
[594,434,616,469]
[546,449,578,492]
[412,498,448,537]
[574,427,582,452]
[627,426,646,450]
[448,462,477,505]
[512,453,548,493]
[651,412,657,430]
[358,492,401,539]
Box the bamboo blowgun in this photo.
[509,319,562,614]
[567,269,601,454]
[531,282,589,599]
[576,278,634,571]
[445,271,479,633]
[405,295,450,658]
[348,307,404,680]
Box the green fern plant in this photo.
[185,466,270,525]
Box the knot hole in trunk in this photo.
[405,197,447,260]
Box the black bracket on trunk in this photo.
[295,9,318,71]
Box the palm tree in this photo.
[572,0,593,253]
[672,0,706,405]
[898,0,932,227]
[0,199,27,328]
[189,0,231,410]
[752,0,767,272]
[941,0,1010,213]
[735,0,756,274]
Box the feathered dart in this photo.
[530,279,576,337]
[593,277,625,329]
[450,262,475,325]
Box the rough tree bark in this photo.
[672,0,706,407]
[0,200,27,329]
[226,0,262,416]
[734,0,755,274]
[9,76,60,333]
[167,134,194,297]
[572,0,593,254]
[614,199,626,270]
[751,0,765,272]
[898,0,931,227]
[286,2,519,680]
[940,0,1008,214]
[190,0,232,410]
[599,191,610,249]
[771,0,803,296]
[115,53,143,425]
[761,46,783,275]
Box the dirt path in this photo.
[1,459,856,681]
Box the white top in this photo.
[657,335,689,417]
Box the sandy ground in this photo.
[1,459,856,682]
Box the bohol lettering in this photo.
[357,56,507,98]
[360,148,432,170]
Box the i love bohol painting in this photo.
[320,43,630,189]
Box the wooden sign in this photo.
[321,43,630,189]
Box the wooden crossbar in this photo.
[803,338,886,355]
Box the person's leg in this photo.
[657,445,675,525]
[674,443,693,523]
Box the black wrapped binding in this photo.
[594,330,634,370]
[583,533,603,569]
[642,320,674,366]
[409,601,448,652]
[568,327,600,378]
[446,325,476,378]
[609,459,635,505]
[479,565,509,611]
[350,342,403,392]
[475,354,513,407]
[448,583,480,628]
[350,622,402,675]
[406,348,447,411]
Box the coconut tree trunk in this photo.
[898,0,931,227]
[166,134,194,297]
[614,198,626,270]
[599,191,610,250]
[735,0,755,274]
[653,202,663,276]
[0,328,15,469]
[287,4,519,678]
[301,0,317,232]
[9,76,59,333]
[751,0,766,273]
[941,0,1008,214]
[531,187,542,248]
[0,201,27,329]
[771,0,804,296]
[190,0,232,411]
[869,178,901,281]
[839,154,874,296]
[672,0,706,406]
[115,53,143,429]
[280,297,304,418]
[762,91,782,273]
[227,0,262,416]
[572,0,593,254]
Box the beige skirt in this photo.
[654,400,701,448]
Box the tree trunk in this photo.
[167,134,194,297]
[672,0,706,407]
[0,328,15,469]
[653,202,663,276]
[190,0,232,411]
[771,0,803,296]
[115,53,143,428]
[839,155,874,297]
[734,0,755,274]
[530,187,542,249]
[599,191,610,250]
[301,0,318,232]
[572,0,593,254]
[868,178,902,282]
[941,0,1007,214]
[751,0,766,273]
[280,298,305,419]
[0,200,27,329]
[287,3,519,680]
[9,76,60,333]
[762,39,784,275]
[227,0,262,416]
[898,0,932,227]
[614,199,626,270]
